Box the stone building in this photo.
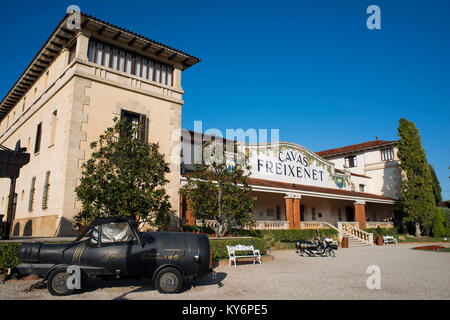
[0,12,199,237]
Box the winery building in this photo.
[180,131,401,243]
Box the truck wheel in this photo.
[47,269,75,296]
[155,267,182,294]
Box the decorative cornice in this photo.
[0,12,200,122]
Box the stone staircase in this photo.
[338,222,373,247]
[345,233,371,247]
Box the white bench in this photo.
[383,235,397,244]
[227,244,262,267]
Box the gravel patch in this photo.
[1,244,449,300]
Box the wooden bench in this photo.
[383,235,397,244]
[227,244,262,267]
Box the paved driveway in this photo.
[1,244,449,300]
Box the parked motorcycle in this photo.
[295,231,338,258]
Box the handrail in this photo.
[338,222,373,245]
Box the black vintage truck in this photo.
[16,217,212,295]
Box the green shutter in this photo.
[42,171,50,209]
[28,177,36,212]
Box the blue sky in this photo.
[1,0,449,199]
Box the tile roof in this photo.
[316,140,397,158]
[247,177,396,202]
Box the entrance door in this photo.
[300,205,305,221]
[345,206,354,221]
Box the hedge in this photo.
[363,227,398,237]
[0,243,20,273]
[209,238,268,260]
[182,225,216,234]
[230,228,339,242]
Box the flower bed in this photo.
[412,245,445,251]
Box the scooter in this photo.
[295,230,338,258]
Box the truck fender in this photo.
[152,264,185,282]
[43,264,71,281]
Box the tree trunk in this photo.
[217,223,227,237]
[415,222,421,237]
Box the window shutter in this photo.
[139,114,148,143]
[28,177,36,212]
[42,171,50,209]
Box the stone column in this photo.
[75,31,90,62]
[172,65,183,91]
[285,194,295,229]
[293,195,302,229]
[354,200,367,229]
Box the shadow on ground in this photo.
[64,271,229,300]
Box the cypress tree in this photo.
[397,118,435,237]
[428,164,443,205]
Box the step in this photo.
[348,242,370,247]
[344,236,371,246]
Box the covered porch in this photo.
[246,190,395,230]
[189,189,396,231]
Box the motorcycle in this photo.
[295,231,338,258]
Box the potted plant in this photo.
[375,226,383,245]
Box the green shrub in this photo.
[182,225,216,234]
[0,243,20,272]
[209,238,268,260]
[440,207,450,236]
[230,228,338,242]
[363,227,398,237]
[432,208,447,237]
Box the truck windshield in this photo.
[101,222,136,244]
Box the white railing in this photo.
[366,221,394,229]
[337,222,373,245]
[196,219,218,228]
[301,221,338,231]
[196,219,289,230]
[337,221,360,228]
[251,220,290,230]
[196,219,342,230]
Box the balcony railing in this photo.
[196,220,340,230]
[365,221,394,229]
[196,219,289,230]
[250,220,290,230]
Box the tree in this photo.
[74,117,172,231]
[429,164,442,205]
[180,142,255,236]
[432,208,447,237]
[397,118,435,237]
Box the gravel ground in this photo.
[1,244,449,300]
